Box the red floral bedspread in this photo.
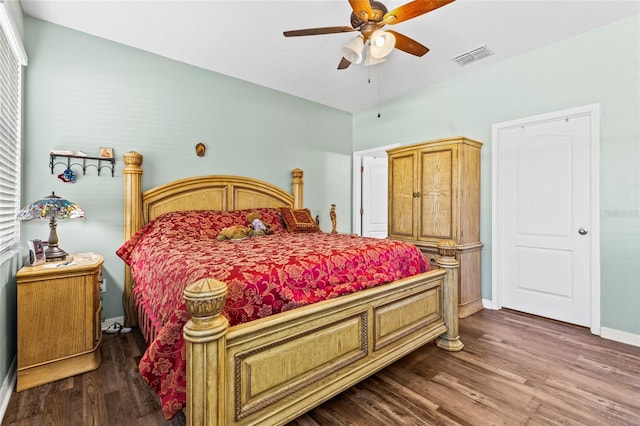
[117,209,428,419]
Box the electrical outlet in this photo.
[100,278,106,293]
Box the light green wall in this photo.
[21,17,353,322]
[353,16,640,335]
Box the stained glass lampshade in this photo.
[16,192,85,261]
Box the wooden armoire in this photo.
[387,136,483,318]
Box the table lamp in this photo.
[16,192,85,261]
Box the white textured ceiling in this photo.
[20,0,640,113]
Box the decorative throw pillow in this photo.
[279,207,321,233]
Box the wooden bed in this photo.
[121,151,463,425]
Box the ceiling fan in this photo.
[283,0,455,69]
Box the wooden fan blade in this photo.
[383,0,455,25]
[349,0,374,21]
[387,30,430,56]
[338,57,352,69]
[283,26,356,37]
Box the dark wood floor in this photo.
[3,309,639,425]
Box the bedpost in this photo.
[436,240,465,352]
[122,151,143,328]
[292,168,303,209]
[183,278,229,426]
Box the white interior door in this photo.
[493,105,600,331]
[361,155,388,238]
[353,145,398,238]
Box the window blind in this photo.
[0,15,21,254]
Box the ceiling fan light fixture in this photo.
[369,29,395,59]
[373,34,385,48]
[341,36,365,64]
[363,51,387,67]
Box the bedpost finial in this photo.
[292,168,303,179]
[123,151,143,167]
[437,239,458,266]
[184,278,228,319]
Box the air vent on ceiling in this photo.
[451,45,494,66]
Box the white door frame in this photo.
[352,144,399,235]
[492,104,601,335]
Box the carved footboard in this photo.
[183,247,462,426]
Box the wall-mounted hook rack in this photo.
[49,153,116,177]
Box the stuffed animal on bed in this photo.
[246,212,274,236]
[216,225,253,241]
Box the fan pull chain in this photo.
[377,70,382,118]
[367,68,381,118]
[377,82,381,118]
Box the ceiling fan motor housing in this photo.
[350,1,388,30]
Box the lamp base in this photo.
[45,246,68,262]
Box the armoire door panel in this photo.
[420,148,455,242]
[388,153,417,239]
[459,145,482,244]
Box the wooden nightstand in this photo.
[16,253,104,391]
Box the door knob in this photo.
[578,227,588,235]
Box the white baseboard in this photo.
[0,357,16,423]
[482,299,495,309]
[101,315,125,331]
[601,327,640,347]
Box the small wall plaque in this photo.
[195,143,206,157]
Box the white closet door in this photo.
[495,111,596,327]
